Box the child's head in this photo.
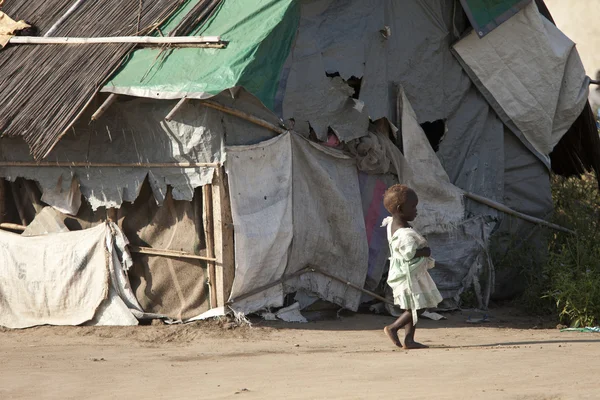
[383,184,419,221]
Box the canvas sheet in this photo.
[285,133,368,311]
[453,1,589,165]
[226,134,293,314]
[0,223,140,328]
[119,183,210,322]
[226,132,369,314]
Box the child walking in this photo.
[381,184,442,349]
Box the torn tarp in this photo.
[453,1,588,165]
[226,132,368,314]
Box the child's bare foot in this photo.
[403,340,429,350]
[383,326,402,347]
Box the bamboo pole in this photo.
[227,266,396,307]
[165,98,188,122]
[0,161,219,168]
[44,0,87,37]
[129,246,217,262]
[0,223,26,232]
[307,266,394,306]
[0,179,5,224]
[200,100,287,135]
[9,36,222,45]
[91,94,119,121]
[203,185,218,308]
[464,192,575,235]
[227,268,313,305]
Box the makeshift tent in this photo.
[0,0,597,326]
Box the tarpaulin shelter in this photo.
[0,0,597,326]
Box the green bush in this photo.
[544,173,600,327]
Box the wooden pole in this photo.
[129,246,217,262]
[91,94,119,121]
[106,208,118,223]
[0,179,5,224]
[464,192,575,235]
[307,266,395,306]
[0,223,26,232]
[200,100,287,135]
[9,36,222,45]
[227,266,396,307]
[9,182,27,226]
[203,185,218,308]
[0,161,219,168]
[211,167,235,306]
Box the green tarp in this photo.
[460,0,532,37]
[103,0,299,111]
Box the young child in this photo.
[381,184,442,349]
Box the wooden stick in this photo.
[203,184,218,308]
[227,265,396,307]
[307,266,395,306]
[165,98,188,122]
[464,192,575,234]
[0,179,5,224]
[0,223,26,232]
[106,208,118,223]
[200,100,287,135]
[129,246,217,262]
[9,36,222,45]
[91,94,119,121]
[0,161,219,168]
[227,267,313,305]
[9,182,27,226]
[44,0,86,37]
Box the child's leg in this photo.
[403,310,428,349]
[383,310,412,347]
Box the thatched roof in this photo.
[0,1,181,160]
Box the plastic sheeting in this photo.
[453,1,589,165]
[281,0,470,129]
[103,0,299,111]
[226,132,368,314]
[398,87,464,234]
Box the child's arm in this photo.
[414,247,431,258]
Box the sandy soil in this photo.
[0,307,598,400]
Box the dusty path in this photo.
[0,308,598,399]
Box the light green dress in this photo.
[383,217,442,324]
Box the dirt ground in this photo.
[0,307,598,400]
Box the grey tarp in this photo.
[492,129,552,299]
[0,88,280,210]
[226,132,368,314]
[280,0,470,129]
